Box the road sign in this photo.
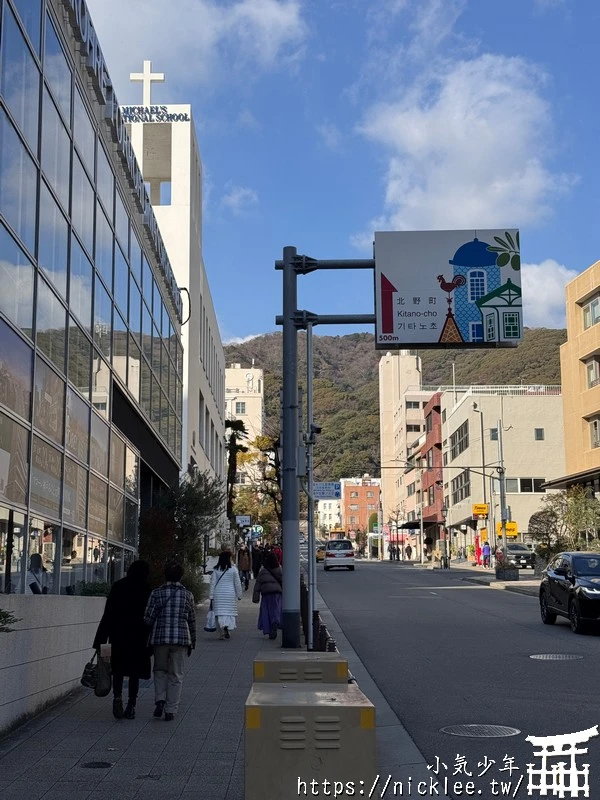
[496,521,518,538]
[236,515,251,527]
[372,523,379,532]
[472,503,489,518]
[313,481,341,499]
[251,525,263,535]
[480,528,488,542]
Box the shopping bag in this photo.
[204,608,217,632]
[81,651,98,689]
[94,652,112,697]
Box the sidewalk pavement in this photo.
[0,579,433,800]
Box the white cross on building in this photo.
[129,60,165,106]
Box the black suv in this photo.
[506,543,535,569]
[539,551,600,633]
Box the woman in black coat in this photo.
[93,560,151,720]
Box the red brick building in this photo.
[342,477,381,534]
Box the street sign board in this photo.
[313,482,341,499]
[235,515,251,527]
[374,230,523,349]
[496,521,518,538]
[372,523,379,532]
[480,528,488,542]
[251,525,264,535]
[472,503,489,518]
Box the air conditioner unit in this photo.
[253,652,348,684]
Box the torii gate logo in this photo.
[526,726,598,797]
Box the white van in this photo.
[324,539,355,571]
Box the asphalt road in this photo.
[318,559,600,797]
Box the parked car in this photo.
[539,551,600,633]
[323,539,355,571]
[506,543,536,569]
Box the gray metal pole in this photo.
[420,468,425,564]
[306,322,315,651]
[497,418,508,556]
[281,246,301,647]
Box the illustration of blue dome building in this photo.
[449,238,500,342]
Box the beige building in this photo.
[225,363,265,485]
[316,499,342,534]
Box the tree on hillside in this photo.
[225,419,249,522]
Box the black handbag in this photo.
[81,651,98,689]
[94,652,112,697]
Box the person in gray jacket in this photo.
[252,552,282,639]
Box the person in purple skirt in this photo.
[252,551,282,639]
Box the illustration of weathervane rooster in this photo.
[437,273,466,309]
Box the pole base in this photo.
[281,611,301,648]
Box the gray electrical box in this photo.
[253,652,349,684]
[245,683,376,800]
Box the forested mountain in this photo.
[224,328,566,481]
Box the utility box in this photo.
[245,683,376,800]
[253,652,349,684]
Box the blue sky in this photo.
[89,0,597,342]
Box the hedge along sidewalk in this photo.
[0,588,276,800]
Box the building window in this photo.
[407,424,420,433]
[502,312,520,339]
[468,270,486,303]
[349,504,359,511]
[426,448,434,468]
[350,491,358,498]
[486,314,495,341]
[450,420,469,460]
[586,357,600,389]
[0,109,38,255]
[426,413,433,433]
[451,470,470,505]
[534,428,545,441]
[0,223,34,338]
[367,504,375,511]
[235,401,246,415]
[533,479,546,493]
[583,295,600,330]
[490,427,498,441]
[505,478,519,493]
[591,417,600,449]
[406,401,420,410]
[367,491,374,498]
[0,4,40,150]
[427,486,435,506]
[520,478,533,493]
[470,322,483,342]
[407,483,416,497]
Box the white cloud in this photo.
[522,259,577,328]
[87,0,307,101]
[238,110,262,131]
[356,53,576,237]
[316,121,343,151]
[222,333,265,345]
[221,185,259,216]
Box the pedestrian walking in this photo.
[237,544,251,591]
[251,545,263,579]
[272,543,283,566]
[482,541,491,568]
[209,551,242,640]
[144,561,196,722]
[405,544,412,561]
[93,559,151,720]
[253,551,282,639]
[24,553,51,594]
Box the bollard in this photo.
[312,610,320,652]
[326,638,337,653]
[300,577,308,640]
[318,623,328,652]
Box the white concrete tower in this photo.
[123,65,225,482]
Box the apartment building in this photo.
[225,362,265,485]
[341,476,381,534]
[316,498,342,534]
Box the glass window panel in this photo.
[141,358,151,416]
[142,256,152,303]
[60,527,86,594]
[113,311,127,385]
[0,5,40,149]
[108,488,124,542]
[107,543,124,583]
[176,377,182,419]
[69,237,93,333]
[109,431,125,488]
[0,109,37,254]
[162,303,169,338]
[129,276,141,341]
[68,318,91,400]
[91,350,110,419]
[12,0,42,53]
[130,233,141,285]
[44,15,71,123]
[124,498,138,547]
[33,356,64,445]
[506,478,519,493]
[93,280,112,360]
[73,89,94,175]
[115,191,128,254]
[125,447,138,498]
[36,277,66,372]
[71,155,94,255]
[142,302,152,360]
[114,245,128,317]
[0,507,27,594]
[26,520,59,594]
[0,222,34,337]
[127,335,140,402]
[30,435,62,518]
[169,363,176,408]
[65,385,89,462]
[152,324,161,374]
[63,460,87,530]
[161,344,169,393]
[151,376,160,427]
[153,280,160,320]
[169,412,176,455]
[41,88,70,209]
[0,413,29,505]
[90,412,109,476]
[88,476,107,538]
[176,421,182,462]
[38,182,68,298]
[96,144,113,219]
[0,317,32,418]
[94,203,113,289]
[86,531,107,580]
[160,391,169,439]
[169,321,176,364]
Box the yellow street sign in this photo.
[472,503,489,517]
[496,521,518,538]
[480,528,488,542]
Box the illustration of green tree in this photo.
[487,231,520,271]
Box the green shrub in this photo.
[0,607,21,633]
[75,581,111,597]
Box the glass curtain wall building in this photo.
[0,0,184,594]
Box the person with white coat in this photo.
[209,551,242,639]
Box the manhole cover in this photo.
[440,725,521,738]
[83,761,114,769]
[530,654,583,661]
